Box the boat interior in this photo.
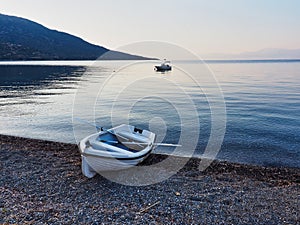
[97,132,145,152]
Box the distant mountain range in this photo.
[203,48,300,60]
[0,14,149,61]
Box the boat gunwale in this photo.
[81,150,152,161]
[79,127,156,159]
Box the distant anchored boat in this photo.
[154,60,172,72]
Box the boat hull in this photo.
[81,151,151,177]
[155,65,172,72]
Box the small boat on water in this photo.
[79,124,156,178]
[154,60,172,72]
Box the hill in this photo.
[0,14,148,60]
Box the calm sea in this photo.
[0,60,299,168]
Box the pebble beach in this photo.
[0,134,299,224]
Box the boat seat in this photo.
[117,131,149,143]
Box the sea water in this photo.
[0,60,299,168]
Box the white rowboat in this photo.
[79,124,156,178]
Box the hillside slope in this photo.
[0,14,147,60]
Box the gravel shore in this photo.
[1,134,299,224]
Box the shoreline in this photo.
[1,134,299,175]
[1,134,299,224]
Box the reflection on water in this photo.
[0,61,299,168]
[0,64,87,141]
[0,65,85,100]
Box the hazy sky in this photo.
[1,0,300,56]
